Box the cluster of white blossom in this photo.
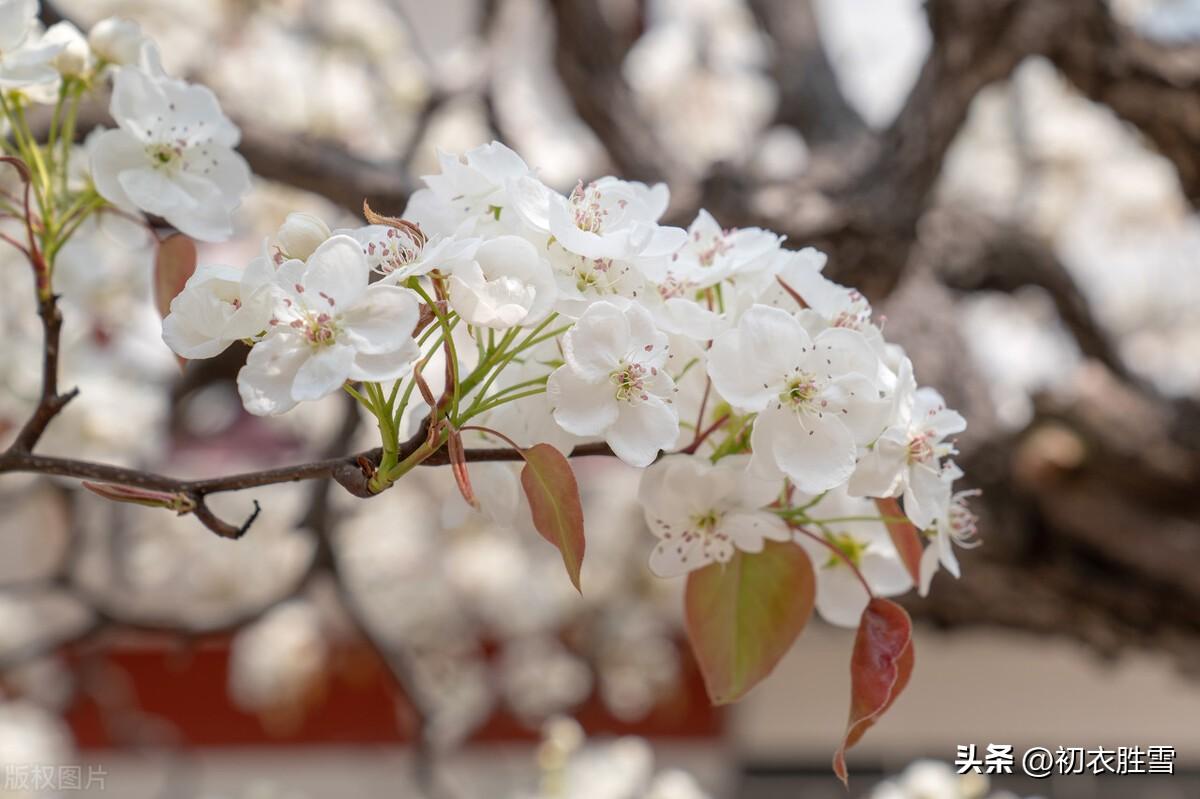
[3,0,978,633]
[156,133,978,624]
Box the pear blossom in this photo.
[850,384,967,529]
[795,487,914,627]
[918,476,981,596]
[89,65,250,241]
[448,235,557,329]
[237,235,421,415]
[415,141,535,233]
[344,223,477,283]
[162,258,276,359]
[547,301,679,467]
[0,0,60,89]
[707,305,891,493]
[642,209,780,289]
[639,454,788,577]
[520,176,686,266]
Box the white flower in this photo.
[795,487,913,628]
[87,17,148,66]
[850,384,966,529]
[707,304,891,493]
[273,212,330,262]
[639,454,789,577]
[420,141,534,227]
[237,235,421,415]
[448,235,557,329]
[918,476,980,596]
[547,301,679,467]
[89,66,250,241]
[643,209,780,289]
[162,258,277,359]
[0,0,60,89]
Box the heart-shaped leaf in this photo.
[154,233,197,319]
[875,497,923,585]
[685,540,815,705]
[833,597,915,785]
[519,443,585,592]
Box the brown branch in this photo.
[746,0,867,147]
[546,0,687,190]
[1047,3,1200,206]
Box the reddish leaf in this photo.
[83,482,193,513]
[685,540,816,705]
[833,598,915,785]
[154,234,197,319]
[447,428,479,510]
[519,443,586,592]
[875,497,923,585]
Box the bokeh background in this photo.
[3,0,1200,797]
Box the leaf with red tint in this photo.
[446,427,478,510]
[154,234,197,319]
[875,497,923,585]
[685,540,815,705]
[83,481,193,513]
[833,597,915,786]
[519,443,585,592]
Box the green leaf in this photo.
[833,597,915,786]
[875,497,923,585]
[684,540,816,705]
[154,233,197,320]
[519,443,585,592]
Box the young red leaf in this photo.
[519,443,586,592]
[154,234,198,319]
[685,540,816,705]
[875,497,923,585]
[447,428,479,510]
[833,597,915,786]
[83,482,194,513]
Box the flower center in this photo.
[147,142,182,169]
[569,180,610,233]
[367,228,422,274]
[290,312,339,348]
[945,489,982,544]
[780,370,821,412]
[907,432,934,464]
[824,531,867,569]
[694,230,731,268]
[610,361,651,403]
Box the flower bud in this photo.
[275,213,331,261]
[88,18,147,66]
[44,22,92,77]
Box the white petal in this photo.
[755,407,857,494]
[719,511,790,552]
[708,305,806,412]
[562,301,630,380]
[87,129,145,211]
[904,462,950,530]
[606,397,678,467]
[301,235,370,310]
[341,285,420,354]
[237,332,309,416]
[546,367,618,436]
[292,343,354,401]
